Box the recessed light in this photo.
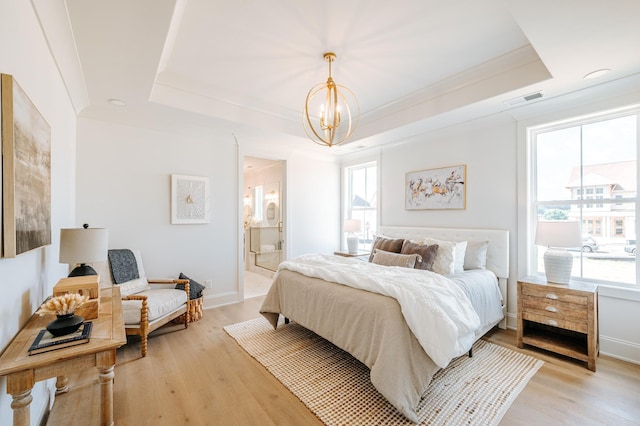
[108,98,127,106]
[583,69,611,80]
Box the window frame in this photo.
[342,159,378,252]
[525,105,640,289]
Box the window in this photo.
[530,109,638,286]
[254,185,264,222]
[344,161,377,251]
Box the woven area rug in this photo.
[224,318,543,426]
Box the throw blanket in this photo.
[277,254,481,368]
[108,249,139,284]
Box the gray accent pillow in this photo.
[368,236,406,262]
[108,249,139,284]
[176,272,205,300]
[401,241,439,271]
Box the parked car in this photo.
[624,240,636,255]
[581,236,599,253]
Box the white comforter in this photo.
[277,254,481,368]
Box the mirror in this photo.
[267,202,278,226]
[263,181,279,226]
[266,203,276,220]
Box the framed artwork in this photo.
[405,164,466,210]
[171,174,210,224]
[1,74,52,257]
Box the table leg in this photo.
[7,370,34,426]
[10,389,32,426]
[55,375,69,394]
[97,350,116,426]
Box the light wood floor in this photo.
[47,296,640,425]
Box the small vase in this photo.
[46,313,84,337]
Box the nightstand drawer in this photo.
[522,296,587,323]
[521,284,588,305]
[522,311,588,333]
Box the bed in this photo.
[260,226,509,422]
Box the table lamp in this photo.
[344,219,362,254]
[59,224,108,276]
[534,220,581,284]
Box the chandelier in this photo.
[303,52,359,147]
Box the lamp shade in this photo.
[535,221,581,248]
[344,219,361,234]
[59,227,108,265]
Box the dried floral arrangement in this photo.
[37,293,88,316]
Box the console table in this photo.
[0,286,126,426]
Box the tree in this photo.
[543,209,568,220]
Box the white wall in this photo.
[77,118,240,306]
[287,152,341,256]
[0,1,77,423]
[76,118,341,308]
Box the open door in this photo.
[242,156,285,298]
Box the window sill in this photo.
[598,284,640,302]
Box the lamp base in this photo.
[543,248,574,284]
[347,235,359,254]
[68,264,98,277]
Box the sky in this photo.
[535,114,637,201]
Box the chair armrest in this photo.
[147,278,187,284]
[123,294,149,324]
[146,279,190,299]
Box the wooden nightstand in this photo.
[517,276,599,371]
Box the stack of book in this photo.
[28,322,93,355]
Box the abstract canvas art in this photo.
[1,74,51,257]
[171,174,210,224]
[405,164,466,210]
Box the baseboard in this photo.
[203,291,239,309]
[600,335,640,365]
[506,311,517,330]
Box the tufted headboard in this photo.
[379,226,509,328]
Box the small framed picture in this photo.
[405,164,466,210]
[171,174,210,224]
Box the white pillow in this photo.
[372,249,421,268]
[464,240,489,270]
[422,238,467,274]
[453,240,467,273]
[117,277,151,296]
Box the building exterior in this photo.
[567,161,636,241]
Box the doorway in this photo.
[242,156,285,299]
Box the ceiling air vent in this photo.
[503,91,543,107]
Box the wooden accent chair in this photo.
[90,249,191,357]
